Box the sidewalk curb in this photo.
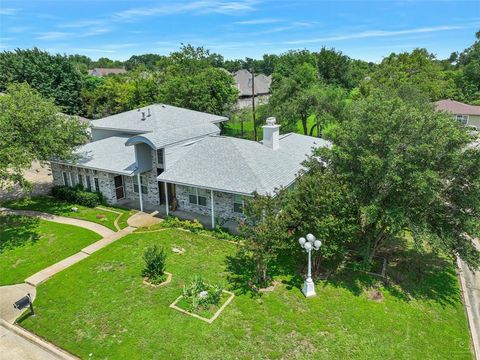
[0,319,79,360]
[457,258,479,360]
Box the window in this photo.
[70,172,76,186]
[62,172,70,186]
[94,178,99,192]
[456,114,468,125]
[188,187,208,206]
[133,175,148,194]
[85,175,92,191]
[233,194,244,213]
[78,174,83,188]
[157,149,164,166]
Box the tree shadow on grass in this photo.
[0,215,40,254]
[327,238,461,307]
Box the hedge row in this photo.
[51,185,104,207]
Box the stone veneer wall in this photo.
[175,184,246,222]
[51,148,161,207]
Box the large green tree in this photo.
[0,83,89,188]
[313,89,480,269]
[370,48,457,101]
[0,48,84,114]
[269,63,320,134]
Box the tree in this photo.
[0,48,84,114]
[238,194,290,287]
[0,83,89,189]
[370,48,457,101]
[455,31,480,103]
[315,89,480,269]
[124,54,166,71]
[269,63,320,134]
[92,57,124,68]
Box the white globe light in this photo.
[314,240,322,250]
[304,242,312,251]
[298,237,306,247]
[306,233,316,243]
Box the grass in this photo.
[0,215,101,285]
[175,291,232,319]
[19,229,472,359]
[224,114,318,140]
[2,196,135,231]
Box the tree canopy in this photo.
[0,83,89,188]
[0,48,84,114]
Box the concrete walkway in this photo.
[0,207,115,238]
[0,320,78,360]
[458,237,480,360]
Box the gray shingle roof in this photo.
[90,104,227,133]
[233,69,272,97]
[54,136,136,175]
[125,123,220,149]
[158,133,330,195]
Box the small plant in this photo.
[182,277,223,312]
[141,245,167,284]
[51,185,104,207]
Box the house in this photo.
[233,69,272,109]
[88,68,127,77]
[50,104,329,229]
[435,99,480,130]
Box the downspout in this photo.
[210,189,215,229]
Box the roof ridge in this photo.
[230,138,271,194]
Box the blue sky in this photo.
[0,0,479,62]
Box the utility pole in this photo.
[251,68,257,141]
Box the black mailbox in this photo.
[13,294,34,316]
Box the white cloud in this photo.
[36,32,72,40]
[113,0,258,22]
[0,8,17,16]
[235,18,280,25]
[285,25,465,45]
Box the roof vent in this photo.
[141,111,146,121]
[147,108,151,117]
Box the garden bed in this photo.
[169,290,235,323]
[143,272,172,288]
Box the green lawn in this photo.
[2,196,134,231]
[224,114,318,140]
[0,215,101,285]
[19,229,472,359]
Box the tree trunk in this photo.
[302,116,308,135]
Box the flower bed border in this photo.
[143,272,172,288]
[169,290,235,324]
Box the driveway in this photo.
[0,161,53,201]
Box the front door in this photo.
[114,175,125,200]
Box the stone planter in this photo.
[143,272,172,288]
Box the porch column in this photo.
[164,182,169,216]
[137,172,143,212]
[210,189,215,229]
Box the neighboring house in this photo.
[233,69,272,109]
[435,99,480,130]
[50,104,329,229]
[88,68,127,77]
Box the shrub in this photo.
[182,277,223,312]
[141,245,167,284]
[51,185,104,207]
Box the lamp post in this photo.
[298,233,322,298]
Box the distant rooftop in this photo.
[233,69,272,97]
[88,68,127,77]
[435,99,480,116]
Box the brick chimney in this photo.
[262,117,280,150]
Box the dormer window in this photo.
[455,114,468,125]
[157,148,164,167]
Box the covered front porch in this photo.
[117,198,240,234]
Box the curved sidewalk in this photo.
[0,208,115,238]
